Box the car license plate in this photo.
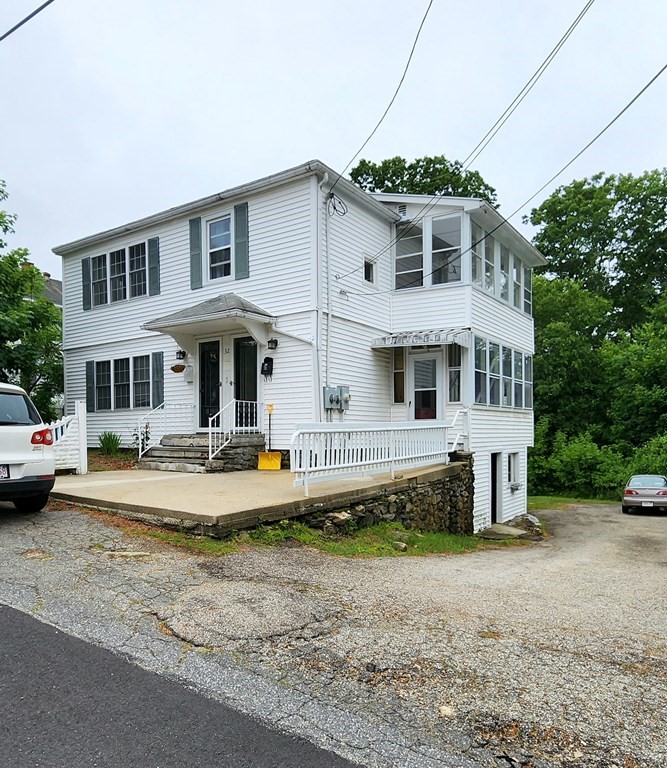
[0,465,8,480]
[642,501,654,507]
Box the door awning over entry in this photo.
[142,293,276,336]
[371,328,472,348]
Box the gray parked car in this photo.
[622,474,667,514]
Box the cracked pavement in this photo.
[0,501,665,768]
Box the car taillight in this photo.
[624,489,639,496]
[31,428,53,446]
[657,491,667,496]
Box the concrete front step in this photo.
[137,460,207,473]
[161,434,265,449]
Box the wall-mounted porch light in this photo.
[267,338,279,350]
[175,349,187,360]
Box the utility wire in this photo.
[328,0,435,196]
[335,0,597,281]
[341,61,667,297]
[462,0,597,170]
[0,0,56,43]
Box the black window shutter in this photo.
[85,361,96,412]
[148,237,160,296]
[151,351,164,407]
[82,258,92,310]
[189,218,202,289]
[234,203,249,280]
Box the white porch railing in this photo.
[49,399,88,474]
[290,411,468,496]
[208,400,263,460]
[137,403,196,458]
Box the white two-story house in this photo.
[54,160,546,531]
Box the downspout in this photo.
[316,173,328,420]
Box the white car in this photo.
[0,382,55,513]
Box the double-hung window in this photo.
[395,222,423,289]
[474,337,487,404]
[209,217,232,279]
[92,255,108,307]
[95,361,112,410]
[94,355,152,410]
[432,216,461,284]
[448,344,462,402]
[113,358,130,409]
[86,243,150,308]
[133,355,151,408]
[393,348,405,403]
[471,222,483,286]
[129,243,147,297]
[109,249,127,302]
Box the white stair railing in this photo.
[290,414,467,496]
[208,400,262,460]
[137,403,196,458]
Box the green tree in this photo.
[602,298,667,451]
[350,155,498,207]
[529,169,667,330]
[0,181,63,420]
[532,275,611,439]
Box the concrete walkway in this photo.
[52,468,427,532]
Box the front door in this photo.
[411,355,439,420]
[233,336,257,427]
[199,340,221,428]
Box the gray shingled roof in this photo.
[143,293,274,331]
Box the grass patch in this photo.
[72,504,526,559]
[127,520,518,559]
[528,495,613,511]
[248,520,487,558]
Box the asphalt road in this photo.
[0,603,355,768]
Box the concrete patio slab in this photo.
[52,467,438,533]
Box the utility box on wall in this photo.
[323,385,351,411]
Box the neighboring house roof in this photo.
[143,293,276,334]
[42,273,62,306]
[53,160,400,256]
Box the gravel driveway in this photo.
[0,501,664,767]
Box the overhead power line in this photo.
[341,60,667,297]
[0,0,56,43]
[462,0,597,170]
[335,0,597,282]
[328,0,435,196]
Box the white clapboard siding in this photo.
[470,289,534,353]
[324,315,393,423]
[390,284,472,332]
[261,312,317,449]
[324,190,393,328]
[468,409,533,530]
[65,335,175,448]
[63,178,316,350]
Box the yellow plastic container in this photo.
[258,451,282,470]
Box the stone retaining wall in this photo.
[300,453,475,536]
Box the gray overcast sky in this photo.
[2,0,665,279]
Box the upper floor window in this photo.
[395,215,461,290]
[209,216,232,279]
[432,216,461,284]
[83,239,156,311]
[471,220,532,316]
[395,222,423,289]
[92,255,108,307]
